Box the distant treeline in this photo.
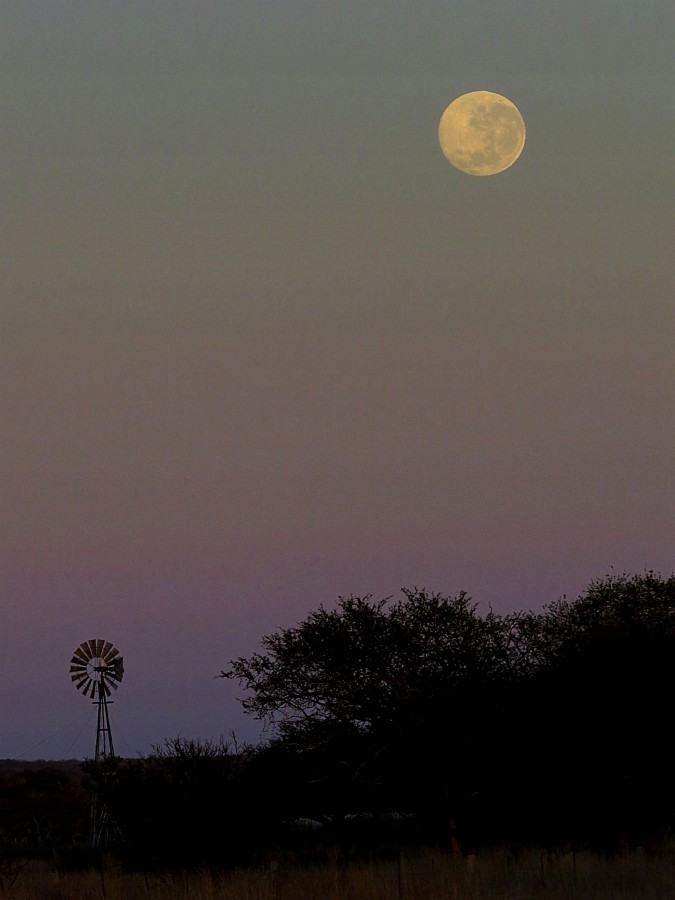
[0,759,82,775]
[2,571,674,871]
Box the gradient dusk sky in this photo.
[2,1,673,759]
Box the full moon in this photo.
[438,91,526,176]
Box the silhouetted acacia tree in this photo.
[223,589,543,826]
[224,589,541,738]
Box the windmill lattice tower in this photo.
[70,639,124,844]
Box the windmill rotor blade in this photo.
[108,679,119,691]
[71,672,87,683]
[74,645,90,663]
[87,639,98,657]
[102,641,113,658]
[89,680,98,698]
[101,680,111,697]
[70,663,87,674]
[95,639,105,656]
[102,648,118,665]
[74,674,89,691]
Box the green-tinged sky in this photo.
[1,1,673,758]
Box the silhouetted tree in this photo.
[224,574,675,849]
[224,589,525,740]
[223,589,543,832]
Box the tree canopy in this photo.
[223,588,543,743]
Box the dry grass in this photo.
[1,846,674,899]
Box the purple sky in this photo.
[2,1,673,759]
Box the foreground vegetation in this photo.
[2,572,674,893]
[2,846,675,900]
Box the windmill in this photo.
[70,639,124,844]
